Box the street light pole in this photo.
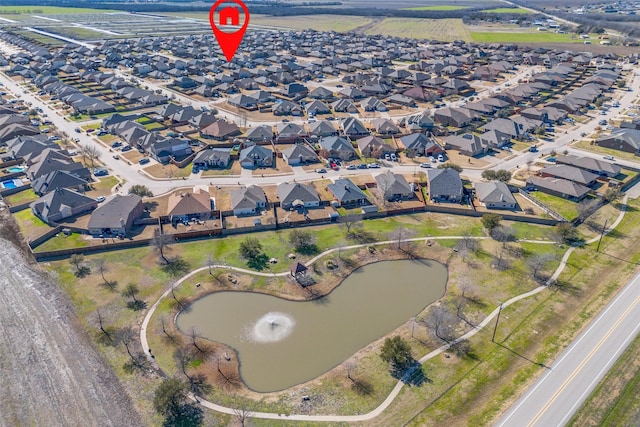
[492,302,504,343]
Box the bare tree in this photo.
[69,253,85,274]
[95,258,116,290]
[389,228,416,250]
[122,283,140,304]
[80,145,101,169]
[151,228,172,264]
[526,253,556,281]
[423,306,456,343]
[576,198,600,223]
[189,327,205,354]
[96,309,112,344]
[233,406,253,427]
[340,214,363,236]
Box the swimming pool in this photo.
[7,166,24,173]
[1,180,17,189]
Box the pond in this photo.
[177,259,448,392]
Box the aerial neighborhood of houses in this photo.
[0,26,637,258]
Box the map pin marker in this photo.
[209,0,250,63]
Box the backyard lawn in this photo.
[528,191,581,220]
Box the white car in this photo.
[95,196,106,203]
[603,155,615,161]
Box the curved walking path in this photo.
[139,199,628,422]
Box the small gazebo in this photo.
[290,262,308,279]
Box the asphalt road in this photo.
[495,269,640,427]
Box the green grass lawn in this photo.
[91,176,119,193]
[402,5,469,10]
[3,189,38,206]
[12,209,52,240]
[471,32,585,43]
[35,232,89,252]
[528,191,581,220]
[144,122,164,131]
[482,7,531,14]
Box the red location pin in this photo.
[209,0,250,62]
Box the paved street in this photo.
[496,269,640,427]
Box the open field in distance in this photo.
[363,18,470,41]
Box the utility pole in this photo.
[596,218,608,253]
[492,303,504,343]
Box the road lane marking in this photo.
[527,293,640,426]
[496,272,640,427]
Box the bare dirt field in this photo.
[0,219,143,426]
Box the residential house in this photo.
[0,123,40,143]
[474,181,517,209]
[555,155,621,178]
[193,148,231,169]
[341,117,370,139]
[444,134,488,157]
[30,187,97,225]
[375,172,414,201]
[88,194,143,237]
[276,122,308,143]
[31,170,88,196]
[371,118,400,135]
[167,188,212,223]
[526,176,590,201]
[539,165,599,186]
[319,136,357,160]
[327,178,369,207]
[281,144,319,165]
[239,145,273,168]
[148,138,192,163]
[201,120,241,140]
[357,135,395,158]
[596,128,640,154]
[305,100,331,115]
[230,185,267,216]
[400,133,444,157]
[278,182,321,209]
[309,121,338,138]
[246,125,274,142]
[433,107,478,128]
[427,168,463,203]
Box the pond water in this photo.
[177,259,448,392]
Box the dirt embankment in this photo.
[0,230,144,426]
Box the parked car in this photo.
[93,168,108,176]
[390,153,397,161]
[367,163,380,168]
[316,168,327,173]
[346,164,356,170]
[385,153,391,161]
[139,157,150,165]
[121,145,132,152]
[111,141,122,148]
[603,155,615,161]
[598,119,608,125]
[437,154,445,162]
[357,164,368,169]
[420,163,431,168]
[95,196,106,203]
